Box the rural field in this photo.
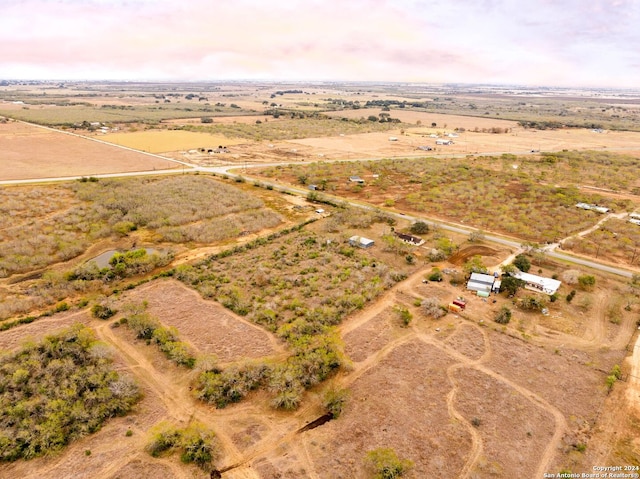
[0,81,639,478]
[0,120,175,180]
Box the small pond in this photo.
[88,248,157,268]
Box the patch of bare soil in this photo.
[444,322,487,361]
[485,330,612,439]
[344,306,397,362]
[116,280,282,362]
[0,309,91,351]
[106,459,179,479]
[229,418,271,451]
[449,245,500,266]
[304,339,472,478]
[453,367,556,478]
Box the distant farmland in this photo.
[102,130,246,153]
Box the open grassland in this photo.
[255,154,637,243]
[324,107,520,130]
[101,130,246,153]
[0,120,172,180]
[286,122,640,160]
[324,92,640,132]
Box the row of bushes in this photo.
[123,312,196,368]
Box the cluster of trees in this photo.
[177,219,407,409]
[0,175,277,279]
[68,249,173,283]
[0,325,140,461]
[146,422,219,472]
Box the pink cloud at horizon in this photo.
[0,0,638,87]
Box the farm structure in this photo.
[576,202,609,214]
[349,235,375,248]
[466,273,496,293]
[436,139,454,145]
[349,176,365,184]
[394,232,425,246]
[512,271,562,295]
[629,213,640,225]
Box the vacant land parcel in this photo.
[0,120,173,180]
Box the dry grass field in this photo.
[101,130,246,153]
[0,120,173,180]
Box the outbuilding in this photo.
[466,273,495,293]
[349,236,374,248]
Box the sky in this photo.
[1,0,639,88]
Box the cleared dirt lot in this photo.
[304,339,472,478]
[0,121,175,180]
[115,279,283,362]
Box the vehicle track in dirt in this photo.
[94,322,257,478]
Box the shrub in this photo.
[561,269,580,285]
[323,386,349,418]
[91,303,117,320]
[468,230,485,243]
[127,313,160,340]
[428,268,442,282]
[179,423,219,472]
[520,296,546,311]
[394,306,413,327]
[365,448,414,479]
[494,306,512,324]
[578,274,596,290]
[410,221,429,234]
[566,290,576,302]
[146,424,182,457]
[463,255,487,274]
[423,297,445,319]
[0,325,140,461]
